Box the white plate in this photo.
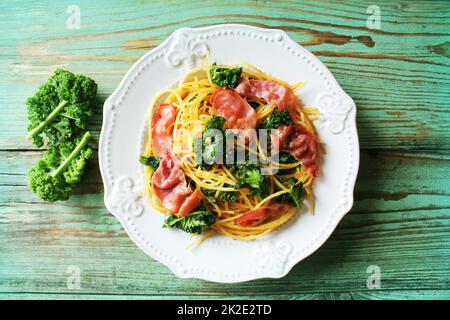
[99,24,359,283]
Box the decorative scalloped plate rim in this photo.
[99,24,359,283]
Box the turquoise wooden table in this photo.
[1,0,449,300]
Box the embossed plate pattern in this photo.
[99,24,359,283]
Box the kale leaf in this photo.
[26,69,97,147]
[258,109,293,130]
[163,211,216,234]
[195,115,227,167]
[139,155,160,171]
[28,131,92,202]
[220,191,239,202]
[209,65,242,89]
[278,178,305,208]
[236,162,269,199]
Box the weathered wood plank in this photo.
[0,150,448,297]
[2,290,450,300]
[0,0,449,150]
[1,0,449,299]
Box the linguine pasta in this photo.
[143,60,320,241]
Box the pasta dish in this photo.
[140,61,321,242]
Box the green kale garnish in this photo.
[278,152,296,164]
[163,211,216,234]
[220,191,239,202]
[139,155,160,171]
[209,65,242,89]
[278,178,305,208]
[258,109,293,130]
[201,188,217,204]
[236,162,269,199]
[202,185,238,203]
[205,115,227,131]
[195,115,227,167]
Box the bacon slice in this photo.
[210,88,256,140]
[235,203,293,227]
[152,151,200,216]
[152,151,185,189]
[235,78,299,120]
[151,103,178,157]
[177,189,202,218]
[271,125,319,177]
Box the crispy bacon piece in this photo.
[210,88,256,141]
[151,103,178,157]
[235,78,300,120]
[152,151,200,216]
[235,203,293,227]
[271,125,319,177]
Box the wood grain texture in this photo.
[0,0,449,300]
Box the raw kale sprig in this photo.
[28,131,93,202]
[26,69,97,147]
